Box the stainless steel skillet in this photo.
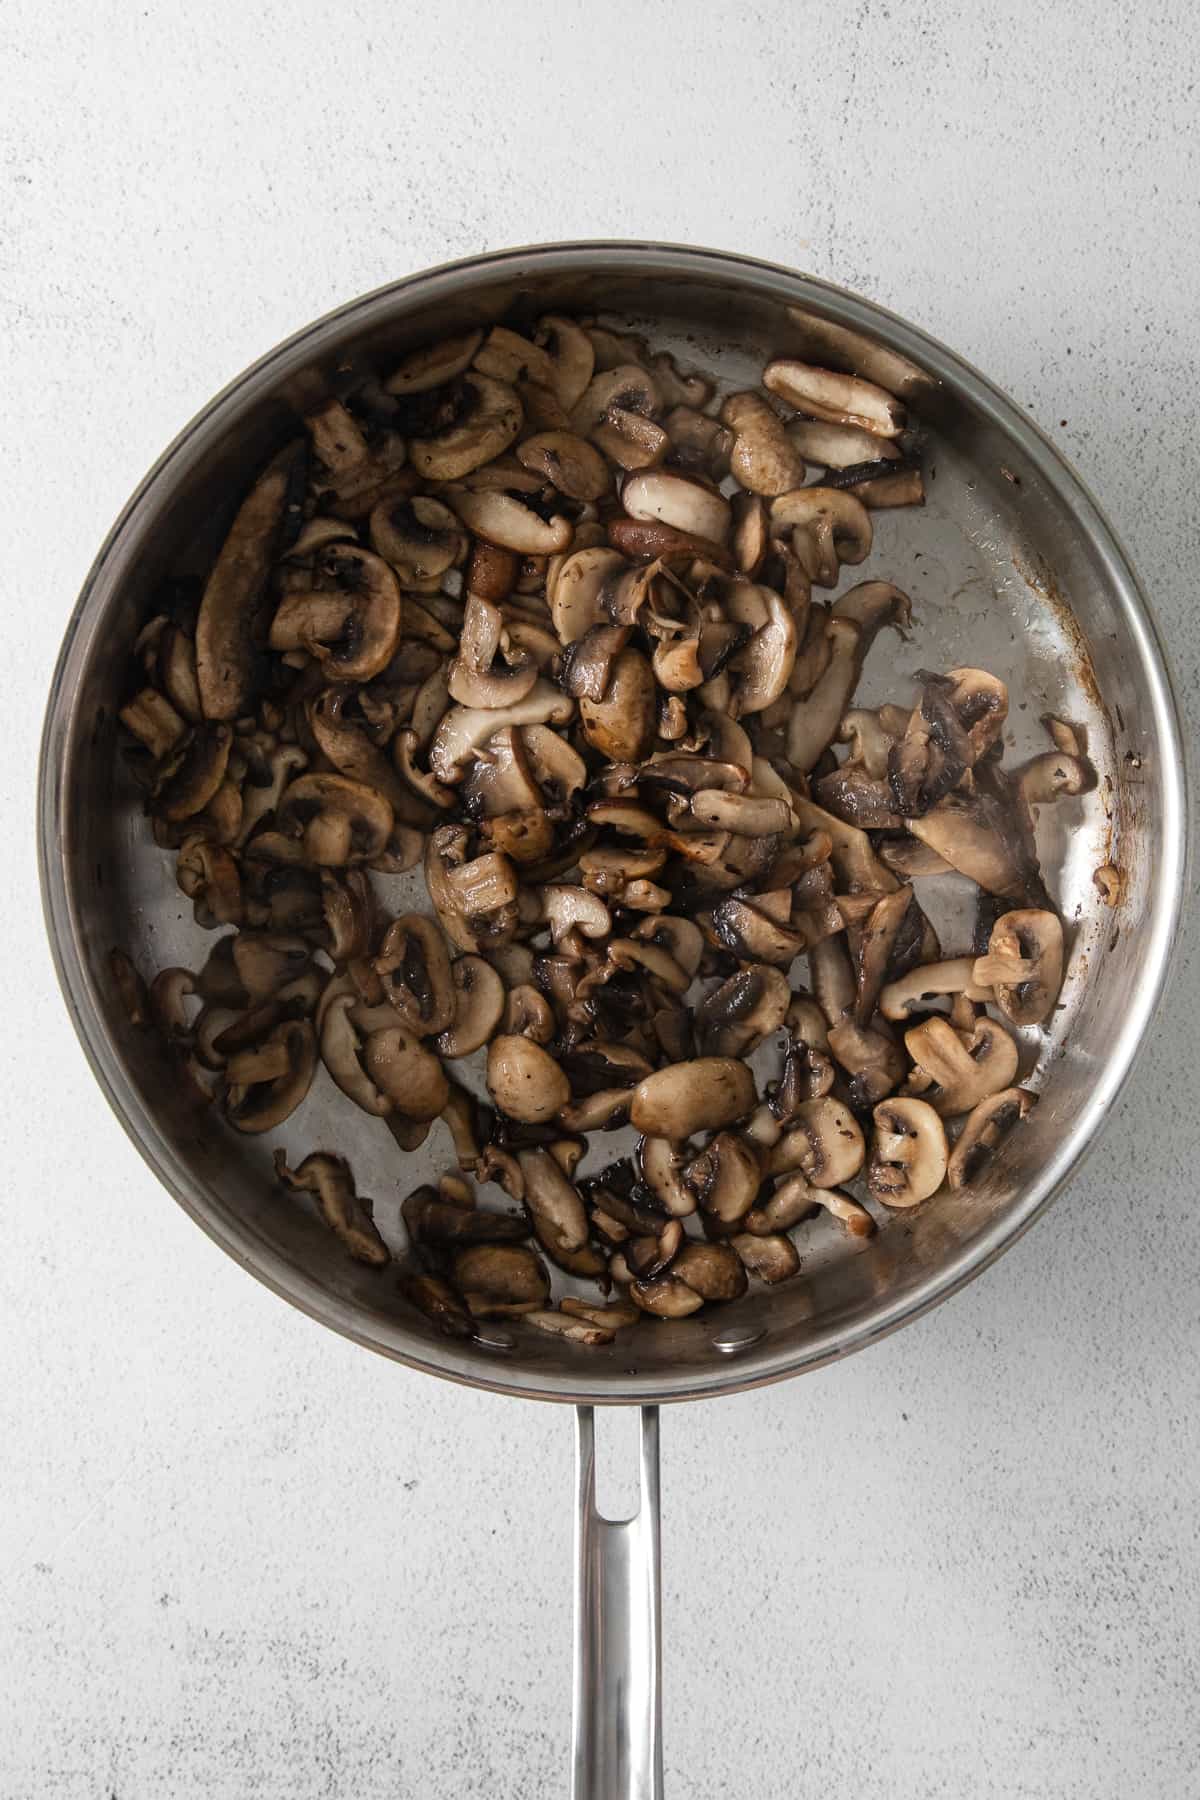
[38,243,1187,1798]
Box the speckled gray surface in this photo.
[2,2,1198,1795]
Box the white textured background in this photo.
[2,2,1198,1795]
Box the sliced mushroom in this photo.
[224,1018,316,1133]
[763,359,906,437]
[407,374,522,481]
[319,991,392,1116]
[486,1035,571,1123]
[517,1148,590,1258]
[720,391,807,495]
[947,1087,1038,1190]
[1017,753,1091,808]
[972,909,1064,1027]
[373,915,455,1037]
[533,315,596,410]
[629,1275,705,1319]
[271,773,394,867]
[269,545,402,684]
[685,1131,762,1224]
[629,1059,756,1140]
[906,786,1050,908]
[903,1015,1020,1116]
[275,1151,388,1265]
[786,618,862,772]
[770,488,873,590]
[196,446,299,719]
[443,483,573,556]
[786,417,903,469]
[516,430,610,502]
[768,1096,865,1186]
[621,470,731,546]
[434,955,506,1057]
[695,965,790,1058]
[867,1097,948,1206]
[879,956,993,1021]
[369,494,466,583]
[579,648,657,763]
[453,1243,550,1318]
[671,1241,748,1302]
[730,1232,800,1284]
[385,330,485,395]
[363,1027,450,1120]
[429,680,575,783]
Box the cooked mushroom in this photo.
[621,470,731,546]
[453,1243,550,1318]
[768,1096,865,1187]
[373,914,455,1037]
[972,909,1064,1027]
[196,446,300,719]
[429,680,575,783]
[880,957,993,1021]
[720,391,807,496]
[269,545,402,684]
[486,1035,570,1123]
[407,374,522,481]
[224,1018,316,1133]
[517,1149,590,1259]
[271,773,394,867]
[695,965,790,1057]
[363,1027,450,1121]
[867,1097,948,1206]
[684,1131,762,1224]
[947,1087,1038,1189]
[275,1150,388,1265]
[579,648,657,763]
[433,955,506,1057]
[763,360,906,437]
[629,1059,756,1140]
[903,1015,1019,1116]
[906,785,1051,908]
[730,1231,800,1284]
[443,483,573,556]
[786,417,903,469]
[385,330,484,395]
[770,488,873,590]
[369,494,466,585]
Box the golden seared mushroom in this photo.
[768,1096,865,1188]
[973,909,1064,1027]
[904,1015,1020,1116]
[630,1059,756,1141]
[685,1131,762,1225]
[671,1241,748,1302]
[763,359,906,437]
[152,723,234,823]
[274,1150,389,1265]
[374,914,456,1038]
[769,487,873,590]
[867,1097,948,1207]
[363,1027,450,1121]
[947,1088,1038,1190]
[369,494,466,584]
[453,1243,550,1318]
[629,1274,705,1319]
[720,390,807,495]
[224,1018,317,1133]
[397,1264,476,1338]
[486,1035,570,1124]
[745,1169,874,1239]
[578,648,658,763]
[526,1309,617,1346]
[268,545,402,683]
[407,373,522,481]
[435,955,506,1058]
[730,1231,800,1284]
[177,833,243,928]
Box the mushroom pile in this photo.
[113,317,1090,1345]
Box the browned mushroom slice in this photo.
[840,884,915,1025]
[271,773,394,867]
[905,783,1051,908]
[516,1148,592,1260]
[363,1027,450,1121]
[196,445,301,720]
[763,360,906,437]
[453,1243,550,1318]
[152,723,234,823]
[434,955,506,1058]
[318,991,392,1116]
[275,1150,389,1265]
[947,1087,1038,1190]
[827,1018,906,1108]
[720,391,808,496]
[269,545,402,684]
[369,494,466,584]
[579,648,657,763]
[374,915,456,1038]
[813,762,903,831]
[904,1015,1019,1116]
[307,688,431,827]
[695,965,790,1057]
[486,1035,571,1123]
[770,488,872,590]
[684,1131,762,1224]
[879,956,992,1022]
[525,1309,617,1346]
[561,1295,640,1331]
[402,1183,529,1248]
[730,1231,800,1284]
[973,909,1064,1026]
[406,374,522,481]
[429,680,575,783]
[120,687,188,759]
[629,1273,705,1318]
[621,470,731,546]
[397,1263,476,1337]
[671,1241,748,1302]
[224,1018,316,1133]
[708,896,807,967]
[867,1098,948,1206]
[607,518,733,568]
[630,1059,756,1141]
[530,315,595,409]
[745,1169,873,1239]
[768,1096,865,1187]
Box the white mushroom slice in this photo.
[838,707,902,779]
[517,431,610,502]
[408,374,522,481]
[785,417,903,469]
[879,957,993,1021]
[443,485,573,556]
[384,329,485,394]
[534,315,596,410]
[593,411,670,471]
[429,680,575,782]
[447,654,539,710]
[720,390,808,495]
[769,488,873,589]
[629,1059,756,1141]
[540,885,612,955]
[768,1097,865,1187]
[621,470,731,546]
[785,619,862,773]
[867,1097,948,1206]
[763,359,906,437]
[521,725,588,807]
[487,1035,570,1123]
[904,1016,1020,1116]
[972,909,1064,1027]
[947,1088,1038,1190]
[548,546,627,644]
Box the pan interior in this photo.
[45,249,1174,1402]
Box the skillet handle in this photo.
[572,1405,664,1800]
